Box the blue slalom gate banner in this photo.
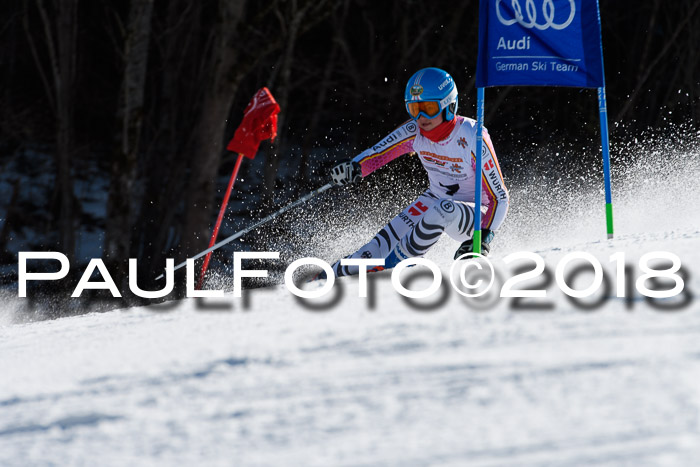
[471,0,613,251]
[476,0,605,88]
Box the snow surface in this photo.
[1,134,700,466]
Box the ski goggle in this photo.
[406,101,441,120]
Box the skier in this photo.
[327,67,509,277]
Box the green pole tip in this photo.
[473,230,482,254]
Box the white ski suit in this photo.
[332,116,509,277]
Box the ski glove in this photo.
[331,160,362,186]
[454,229,494,259]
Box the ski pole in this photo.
[156,182,335,280]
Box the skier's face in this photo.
[417,112,444,131]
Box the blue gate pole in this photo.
[598,86,614,239]
[473,87,485,253]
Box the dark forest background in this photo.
[1,0,699,294]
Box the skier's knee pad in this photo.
[424,198,473,241]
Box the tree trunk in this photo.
[105,0,154,290]
[615,1,700,122]
[132,0,198,278]
[262,0,308,209]
[180,0,247,259]
[34,0,79,263]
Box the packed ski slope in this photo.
[1,133,699,466]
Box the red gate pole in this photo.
[195,87,279,289]
[196,153,244,290]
